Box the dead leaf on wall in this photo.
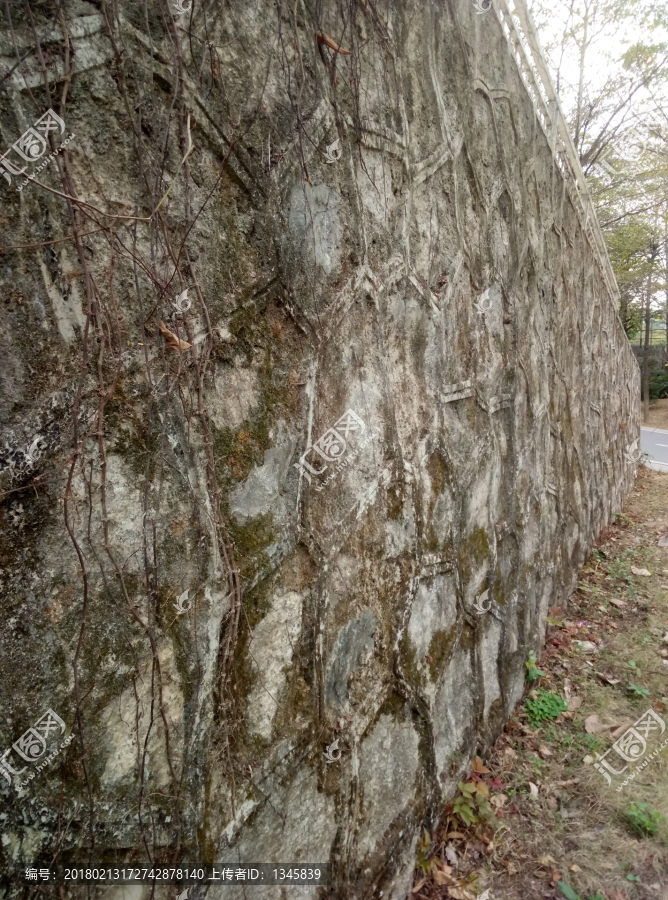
[159,320,192,351]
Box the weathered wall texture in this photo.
[0,0,639,896]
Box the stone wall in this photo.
[0,0,639,896]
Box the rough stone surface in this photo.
[0,0,639,896]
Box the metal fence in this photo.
[497,0,636,368]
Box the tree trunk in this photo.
[643,269,652,423]
[664,229,668,370]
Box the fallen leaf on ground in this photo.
[158,320,192,351]
[504,747,517,758]
[585,714,609,733]
[447,888,477,900]
[596,671,621,685]
[411,877,427,894]
[570,864,582,872]
[529,781,539,798]
[608,597,627,608]
[505,861,518,875]
[568,696,582,711]
[631,566,651,576]
[658,534,668,548]
[431,861,453,885]
[445,844,458,866]
[446,831,466,840]
[536,855,558,866]
[610,720,634,738]
[574,640,598,653]
[490,793,508,808]
[472,756,491,774]
[538,744,553,758]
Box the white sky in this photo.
[529,1,668,128]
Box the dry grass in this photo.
[411,466,668,900]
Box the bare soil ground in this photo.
[411,465,668,900]
[646,399,668,431]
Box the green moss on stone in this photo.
[459,526,491,582]
[212,348,293,490]
[228,512,275,589]
[427,623,458,681]
[426,452,447,499]
[399,634,427,691]
[386,480,406,521]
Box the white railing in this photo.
[494,0,624,317]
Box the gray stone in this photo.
[288,183,341,276]
[325,610,378,708]
[230,421,297,525]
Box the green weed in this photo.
[525,652,546,682]
[624,802,664,837]
[524,690,568,727]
